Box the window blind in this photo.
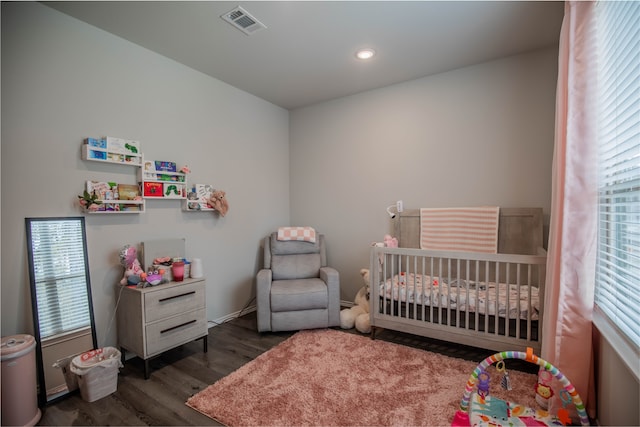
[27,219,92,339]
[594,1,640,349]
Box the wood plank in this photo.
[393,207,544,254]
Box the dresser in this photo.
[116,277,208,378]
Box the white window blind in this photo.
[594,1,640,350]
[27,218,92,339]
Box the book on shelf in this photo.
[117,184,140,200]
[86,181,113,211]
[186,184,215,210]
[118,183,142,211]
[163,182,185,199]
[142,160,178,180]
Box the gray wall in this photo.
[290,47,558,298]
[1,2,290,346]
[1,3,558,340]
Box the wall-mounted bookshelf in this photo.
[139,160,187,200]
[80,137,145,214]
[81,137,142,166]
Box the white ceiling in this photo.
[44,1,565,110]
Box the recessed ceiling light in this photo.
[355,48,376,60]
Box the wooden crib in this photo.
[370,208,547,353]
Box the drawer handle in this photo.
[161,319,196,334]
[158,290,196,303]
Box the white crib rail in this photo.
[370,246,547,353]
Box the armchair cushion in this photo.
[271,278,328,311]
[272,253,321,280]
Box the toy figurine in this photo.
[535,370,554,409]
[496,361,512,391]
[477,371,490,399]
[145,267,164,286]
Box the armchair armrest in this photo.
[320,266,340,327]
[256,268,273,332]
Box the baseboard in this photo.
[207,301,354,329]
[208,305,257,329]
[205,301,359,330]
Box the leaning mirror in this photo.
[25,217,97,405]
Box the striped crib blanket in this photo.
[420,207,500,253]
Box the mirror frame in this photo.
[25,216,98,406]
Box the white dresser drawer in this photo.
[117,277,208,378]
[145,308,207,356]
[144,282,205,323]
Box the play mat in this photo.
[451,348,589,426]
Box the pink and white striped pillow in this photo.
[277,226,316,243]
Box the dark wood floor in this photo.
[36,311,535,426]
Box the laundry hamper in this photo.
[70,347,123,402]
[451,348,590,426]
[53,353,81,392]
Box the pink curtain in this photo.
[542,1,597,419]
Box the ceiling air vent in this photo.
[221,6,267,36]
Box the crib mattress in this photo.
[379,273,539,320]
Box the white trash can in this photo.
[70,347,123,403]
[53,354,80,392]
[1,335,41,426]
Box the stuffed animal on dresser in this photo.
[339,268,371,334]
[119,244,145,286]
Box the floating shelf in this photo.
[183,206,215,212]
[139,161,187,199]
[82,144,142,166]
[84,199,145,214]
[183,184,216,211]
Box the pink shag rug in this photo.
[186,329,539,426]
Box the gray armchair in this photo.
[256,232,340,332]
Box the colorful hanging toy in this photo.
[535,369,554,409]
[556,389,574,425]
[451,347,589,427]
[497,361,512,391]
[477,372,490,399]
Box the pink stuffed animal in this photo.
[119,245,145,285]
[384,234,398,248]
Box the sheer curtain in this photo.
[542,1,597,419]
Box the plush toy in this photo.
[534,370,554,409]
[384,234,398,248]
[119,244,145,286]
[373,235,398,267]
[208,190,229,217]
[340,268,371,334]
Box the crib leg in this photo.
[371,326,377,340]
